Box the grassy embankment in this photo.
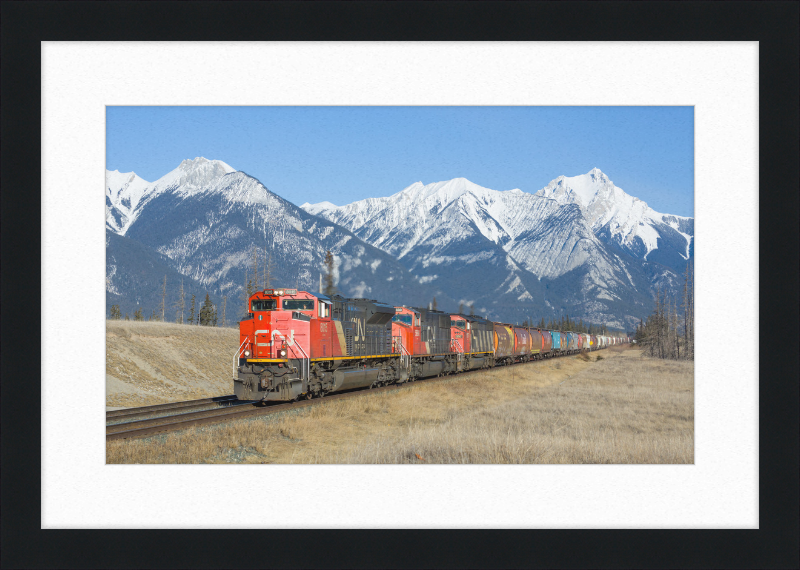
[106,320,238,407]
[106,325,694,464]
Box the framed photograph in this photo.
[2,2,797,568]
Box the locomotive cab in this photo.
[450,316,469,354]
[239,288,319,361]
[235,288,325,402]
[391,306,419,356]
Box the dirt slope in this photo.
[106,320,239,407]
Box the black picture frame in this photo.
[2,1,797,568]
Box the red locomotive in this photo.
[235,288,619,403]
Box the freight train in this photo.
[234,288,625,402]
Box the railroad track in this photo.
[106,353,592,442]
[106,369,482,442]
[106,395,239,423]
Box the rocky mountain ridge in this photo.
[107,160,693,329]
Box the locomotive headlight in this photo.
[243,350,251,357]
[279,348,287,357]
[277,289,285,296]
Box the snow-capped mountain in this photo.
[106,170,151,234]
[536,168,693,271]
[106,158,448,318]
[301,171,693,328]
[106,158,237,235]
[106,160,692,329]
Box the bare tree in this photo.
[263,249,274,289]
[682,263,694,360]
[174,278,185,324]
[252,246,260,291]
[159,274,167,322]
[221,295,227,327]
[242,269,251,314]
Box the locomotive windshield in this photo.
[392,314,413,326]
[283,299,314,311]
[251,299,277,311]
[453,320,466,330]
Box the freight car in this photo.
[235,288,620,403]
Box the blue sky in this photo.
[107,106,694,216]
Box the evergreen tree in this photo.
[109,305,121,320]
[188,294,196,325]
[134,307,144,321]
[199,293,215,326]
[125,313,130,321]
[221,295,227,327]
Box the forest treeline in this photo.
[634,264,694,360]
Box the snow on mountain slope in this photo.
[303,176,627,280]
[121,160,445,311]
[106,170,151,234]
[536,168,693,267]
[301,176,663,326]
[107,160,691,328]
[303,178,524,259]
[106,158,237,234]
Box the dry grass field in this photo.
[106,320,239,407]
[107,345,694,464]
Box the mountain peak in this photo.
[178,157,236,174]
[393,177,507,206]
[154,157,236,190]
[539,168,615,207]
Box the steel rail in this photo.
[106,401,257,436]
[106,395,238,419]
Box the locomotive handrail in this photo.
[291,340,311,386]
[450,339,464,362]
[233,336,251,380]
[272,330,310,385]
[395,339,411,369]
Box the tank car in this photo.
[493,323,515,365]
[551,330,562,354]
[530,328,544,360]
[511,326,534,363]
[541,329,553,357]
